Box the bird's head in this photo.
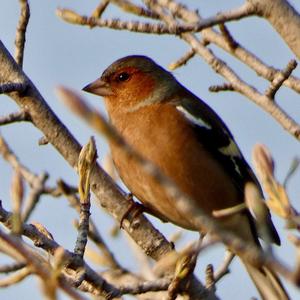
[82,55,179,112]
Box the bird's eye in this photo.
[117,72,130,82]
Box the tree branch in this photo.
[247,0,300,60]
[0,40,173,262]
[14,0,30,67]
[0,111,31,126]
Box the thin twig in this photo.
[57,9,172,34]
[62,178,122,269]
[74,138,97,257]
[0,111,31,125]
[212,203,246,218]
[0,202,121,298]
[0,262,26,273]
[178,0,300,93]
[11,169,24,234]
[218,23,238,50]
[283,157,300,188]
[46,180,78,197]
[0,82,27,94]
[0,267,32,287]
[182,25,300,140]
[22,172,49,223]
[112,0,160,19]
[0,135,40,185]
[209,83,234,92]
[152,0,255,32]
[160,0,300,94]
[57,2,256,35]
[91,0,110,18]
[0,228,88,300]
[214,251,235,283]
[168,48,195,70]
[87,222,122,269]
[14,0,30,67]
[265,59,298,100]
[111,0,299,96]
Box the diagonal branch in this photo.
[158,0,300,93]
[57,87,296,288]
[0,39,173,262]
[148,0,300,140]
[265,59,298,100]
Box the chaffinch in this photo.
[83,55,288,299]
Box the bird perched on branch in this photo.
[83,55,288,299]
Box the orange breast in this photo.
[109,103,253,239]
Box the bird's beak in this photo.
[82,78,114,97]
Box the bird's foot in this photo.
[120,194,146,228]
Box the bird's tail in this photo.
[243,261,289,300]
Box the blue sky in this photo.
[0,1,300,299]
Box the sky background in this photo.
[0,0,300,299]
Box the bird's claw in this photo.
[120,195,146,229]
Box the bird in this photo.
[83,55,288,299]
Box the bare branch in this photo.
[57,1,256,35]
[183,33,300,140]
[0,202,197,298]
[58,0,300,97]
[159,0,300,94]
[168,49,195,70]
[58,179,122,270]
[143,1,300,142]
[57,87,297,288]
[0,40,174,261]
[118,276,171,295]
[0,134,39,184]
[0,202,121,298]
[14,0,30,67]
[22,172,49,223]
[11,169,24,235]
[47,180,78,197]
[265,59,298,99]
[112,0,160,19]
[57,8,172,34]
[0,111,31,126]
[214,251,235,283]
[283,157,300,188]
[212,203,246,218]
[218,23,238,50]
[74,138,97,257]
[0,262,26,273]
[91,0,110,18]
[0,228,71,299]
[2,1,300,298]
[0,267,32,287]
[247,0,300,60]
[0,82,27,94]
[209,83,234,92]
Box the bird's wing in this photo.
[172,93,280,245]
[174,94,257,191]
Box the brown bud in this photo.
[252,144,275,182]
